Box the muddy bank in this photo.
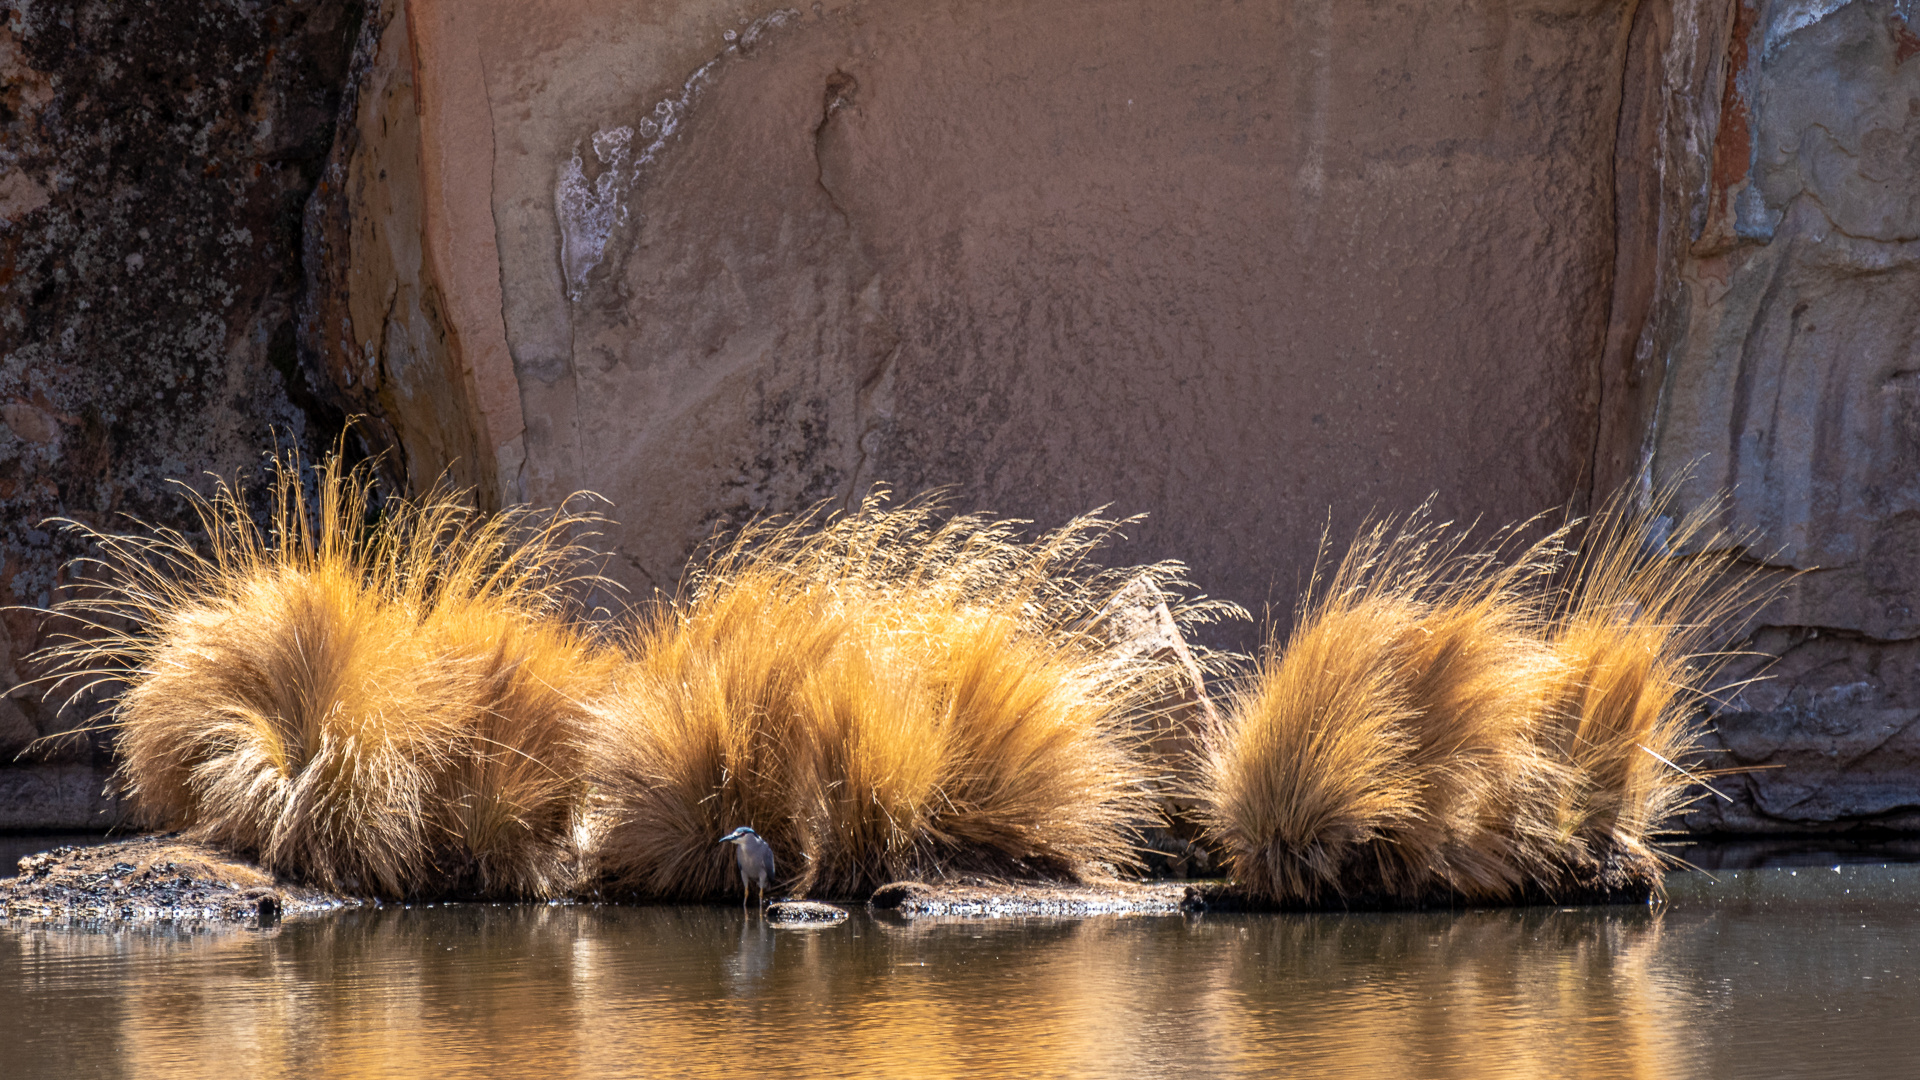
[1,834,358,926]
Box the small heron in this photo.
[718,826,776,909]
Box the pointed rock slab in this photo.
[765,900,849,924]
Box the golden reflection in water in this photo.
[1191,910,1686,1078]
[0,902,1713,1079]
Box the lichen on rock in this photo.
[0,1,366,779]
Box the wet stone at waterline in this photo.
[764,901,848,924]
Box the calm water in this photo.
[0,832,122,869]
[4,864,1919,1079]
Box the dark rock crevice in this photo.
[297,0,408,495]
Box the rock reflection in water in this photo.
[5,867,1920,1078]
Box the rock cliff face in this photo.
[313,0,1635,608]
[0,1,363,821]
[304,0,1920,835]
[299,0,524,506]
[1649,1,1920,832]
[5,0,1918,834]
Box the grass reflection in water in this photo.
[6,866,1920,1079]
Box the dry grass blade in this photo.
[31,443,617,898]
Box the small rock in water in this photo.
[766,901,848,924]
[241,888,282,926]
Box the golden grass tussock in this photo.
[1539,489,1772,869]
[587,496,1234,901]
[1200,486,1773,905]
[36,446,617,899]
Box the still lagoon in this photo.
[3,855,1917,1078]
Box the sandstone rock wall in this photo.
[317,0,1639,603]
[300,0,527,506]
[303,0,1920,834]
[0,1,363,823]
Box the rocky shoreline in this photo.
[2,834,1672,929]
[1,835,360,927]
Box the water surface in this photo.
[0,832,120,869]
[5,864,1919,1079]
